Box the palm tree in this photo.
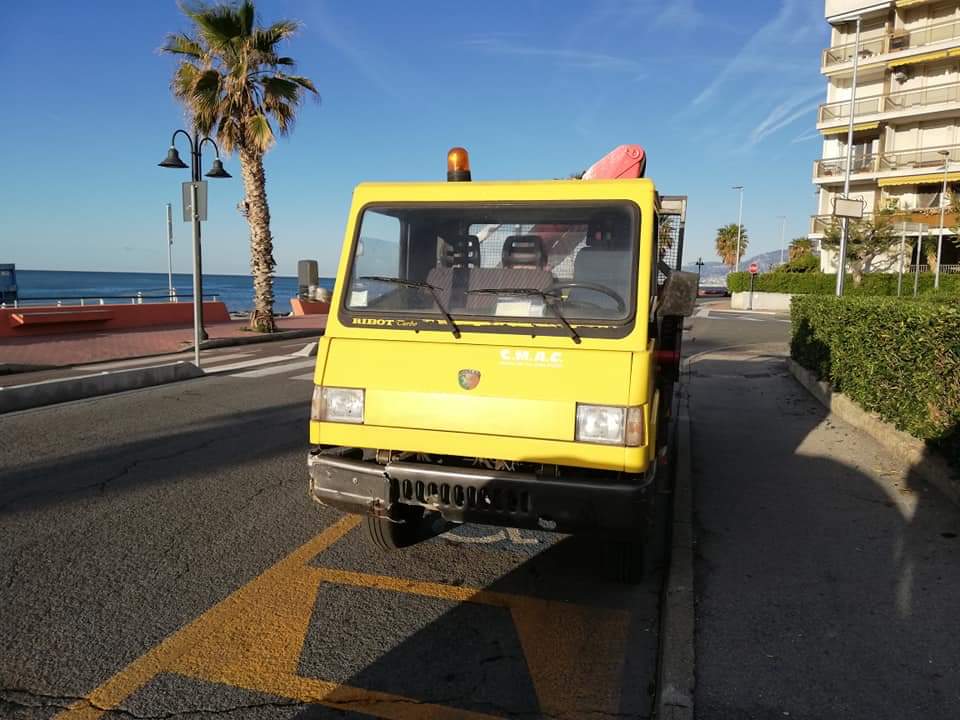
[162,1,318,332]
[788,237,813,261]
[715,223,748,268]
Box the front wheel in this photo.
[363,505,427,551]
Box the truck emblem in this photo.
[458,369,481,390]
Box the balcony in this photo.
[822,17,960,71]
[818,81,960,124]
[813,154,879,180]
[878,143,960,172]
[814,143,960,182]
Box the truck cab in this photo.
[308,147,692,576]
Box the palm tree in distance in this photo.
[788,237,814,261]
[162,1,318,332]
[715,223,749,268]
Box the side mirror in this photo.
[657,271,698,318]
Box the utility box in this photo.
[297,260,319,299]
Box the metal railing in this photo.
[815,144,960,179]
[822,17,960,68]
[878,143,960,171]
[814,154,879,179]
[810,213,876,234]
[818,81,960,123]
[1,291,219,310]
[822,35,887,67]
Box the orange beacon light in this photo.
[447,147,471,182]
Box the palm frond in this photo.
[237,0,255,36]
[187,5,244,51]
[285,74,318,95]
[252,20,299,52]
[161,32,206,59]
[260,76,299,103]
[246,113,275,153]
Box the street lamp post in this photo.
[836,14,863,297]
[935,149,950,290]
[778,215,787,265]
[158,130,231,367]
[733,185,744,272]
[695,257,704,292]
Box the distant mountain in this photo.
[681,250,787,286]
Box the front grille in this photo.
[395,478,531,516]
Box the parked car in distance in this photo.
[698,285,729,298]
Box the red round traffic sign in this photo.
[749,262,759,274]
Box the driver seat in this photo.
[570,229,630,312]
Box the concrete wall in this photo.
[0,301,230,338]
[730,292,794,312]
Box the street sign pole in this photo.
[914,226,924,298]
[897,222,906,297]
[748,262,759,310]
[165,203,174,299]
[189,182,202,368]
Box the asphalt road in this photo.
[0,328,699,719]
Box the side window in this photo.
[350,210,401,307]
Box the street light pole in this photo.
[836,14,862,297]
[733,185,744,272]
[935,149,950,290]
[165,203,174,299]
[158,129,231,368]
[778,215,787,265]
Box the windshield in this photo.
[344,203,639,325]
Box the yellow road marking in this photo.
[54,517,361,720]
[307,566,631,718]
[56,516,630,720]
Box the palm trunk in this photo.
[239,147,276,332]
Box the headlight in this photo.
[312,386,364,424]
[576,404,644,446]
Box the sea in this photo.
[12,270,335,315]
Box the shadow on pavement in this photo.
[690,352,960,719]
[294,531,663,719]
[0,400,308,517]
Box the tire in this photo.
[363,505,426,551]
[605,538,646,584]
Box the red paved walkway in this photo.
[0,316,326,368]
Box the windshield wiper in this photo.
[360,276,460,339]
[467,288,581,344]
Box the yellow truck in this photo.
[307,145,695,579]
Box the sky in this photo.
[1,0,829,277]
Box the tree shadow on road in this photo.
[688,351,960,720]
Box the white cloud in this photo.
[465,35,646,77]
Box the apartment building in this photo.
[812,0,960,272]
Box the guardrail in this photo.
[879,143,960,171]
[814,155,879,179]
[0,292,220,309]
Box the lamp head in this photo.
[158,146,189,169]
[205,158,232,179]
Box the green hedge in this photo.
[791,296,960,447]
[728,271,960,295]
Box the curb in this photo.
[189,328,323,351]
[787,358,960,507]
[0,363,57,376]
[656,382,696,720]
[0,361,204,414]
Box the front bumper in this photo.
[308,448,654,534]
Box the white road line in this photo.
[229,359,316,378]
[694,308,710,319]
[290,372,315,382]
[203,355,293,374]
[74,352,252,372]
[711,308,776,316]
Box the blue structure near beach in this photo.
[0,264,17,304]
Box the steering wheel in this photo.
[548,282,626,314]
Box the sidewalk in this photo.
[0,315,326,369]
[689,344,960,719]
